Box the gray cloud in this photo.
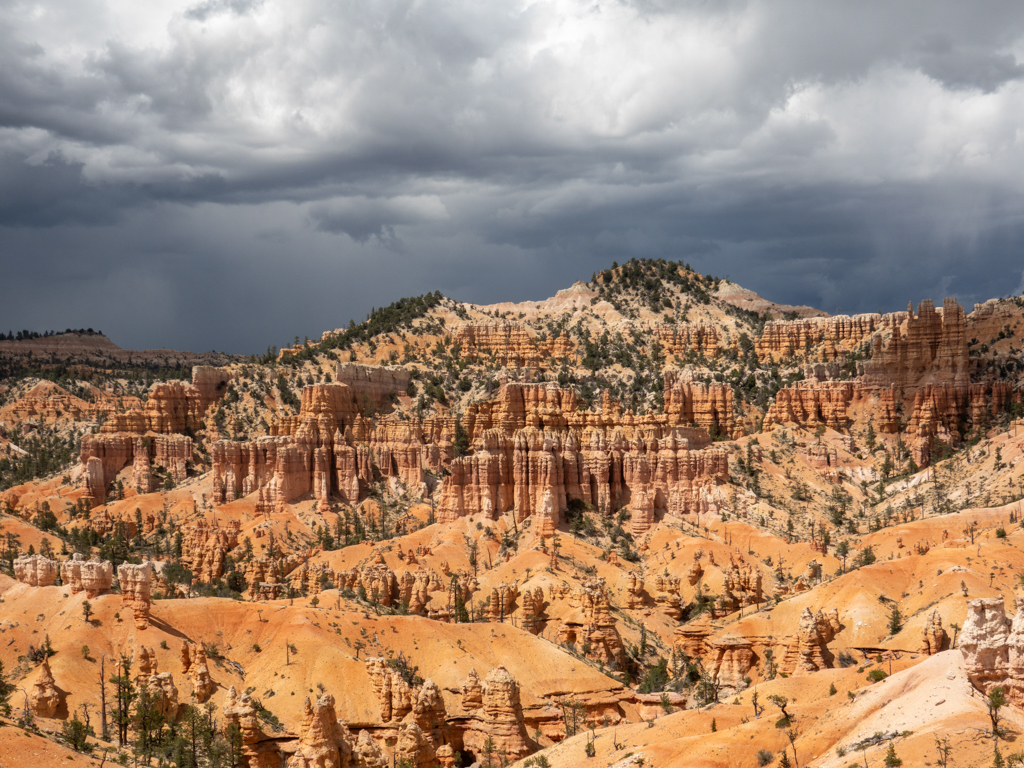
[185,0,264,23]
[309,196,449,243]
[0,152,134,227]
[914,34,1024,92]
[3,0,1024,353]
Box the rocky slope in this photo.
[1,259,1024,767]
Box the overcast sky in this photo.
[3,0,1024,354]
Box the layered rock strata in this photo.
[60,554,113,597]
[781,608,841,676]
[657,323,722,359]
[760,298,1012,466]
[136,646,179,718]
[860,298,969,389]
[335,362,412,411]
[460,666,531,761]
[705,636,756,694]
[440,384,728,531]
[99,366,230,435]
[763,382,856,432]
[223,686,265,768]
[959,597,1024,701]
[663,375,739,437]
[118,562,154,630]
[14,554,59,586]
[756,313,901,362]
[286,694,353,768]
[180,520,241,583]
[75,366,226,506]
[209,379,728,537]
[79,433,194,508]
[454,322,573,369]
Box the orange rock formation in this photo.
[14,554,58,586]
[117,562,154,630]
[461,666,531,761]
[454,321,572,369]
[60,554,113,597]
[28,656,60,717]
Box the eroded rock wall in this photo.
[454,322,572,369]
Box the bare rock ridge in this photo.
[0,332,241,366]
[454,321,572,370]
[756,312,902,362]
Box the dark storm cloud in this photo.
[2,0,1024,353]
[308,196,448,243]
[0,152,134,227]
[914,35,1024,93]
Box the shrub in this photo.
[62,713,93,753]
[855,546,877,568]
[867,668,888,682]
[637,658,670,694]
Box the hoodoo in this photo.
[3,262,1024,767]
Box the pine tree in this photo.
[0,660,14,717]
[110,654,136,745]
[884,741,903,767]
[888,604,903,635]
[132,684,167,762]
[453,416,470,457]
[62,709,94,753]
[482,734,497,768]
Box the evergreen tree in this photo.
[110,654,136,745]
[133,684,167,762]
[453,416,470,458]
[0,660,14,717]
[884,741,903,767]
[888,605,903,635]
